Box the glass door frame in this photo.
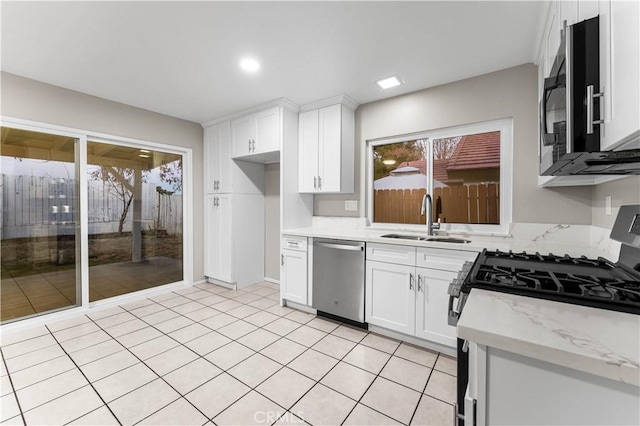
[1,116,193,329]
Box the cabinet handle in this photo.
[586,85,604,134]
[281,254,284,266]
[318,176,322,190]
[248,139,252,152]
[409,273,414,290]
[417,275,423,292]
[313,176,317,189]
[252,139,256,152]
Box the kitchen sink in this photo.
[380,234,471,244]
[381,234,427,240]
[425,237,471,244]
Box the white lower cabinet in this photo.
[204,193,264,287]
[365,243,477,348]
[281,235,308,305]
[415,267,459,347]
[365,261,416,336]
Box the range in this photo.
[447,204,640,426]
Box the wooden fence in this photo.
[374,183,499,225]
[1,175,183,239]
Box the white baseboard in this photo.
[263,277,280,285]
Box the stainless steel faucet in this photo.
[421,193,441,236]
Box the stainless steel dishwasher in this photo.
[312,239,366,326]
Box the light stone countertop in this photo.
[283,220,619,260]
[457,289,640,386]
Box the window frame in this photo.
[1,116,193,330]
[366,118,513,235]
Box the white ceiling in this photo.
[1,1,545,124]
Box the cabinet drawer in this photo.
[282,235,307,252]
[416,247,478,271]
[367,243,416,266]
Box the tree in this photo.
[90,166,145,233]
[157,159,182,194]
[432,136,461,160]
[373,140,423,180]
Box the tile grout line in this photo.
[0,347,27,426]
[2,283,456,425]
[43,324,124,426]
[407,353,439,426]
[82,311,211,425]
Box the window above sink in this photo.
[366,118,513,235]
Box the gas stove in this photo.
[448,205,640,325]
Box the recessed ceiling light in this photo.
[240,57,260,72]
[139,149,150,153]
[138,154,150,158]
[377,75,402,89]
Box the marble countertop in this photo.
[283,220,618,260]
[457,289,640,386]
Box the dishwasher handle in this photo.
[315,241,364,252]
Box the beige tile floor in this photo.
[0,282,456,425]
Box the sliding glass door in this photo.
[87,141,184,302]
[1,123,187,324]
[1,126,80,322]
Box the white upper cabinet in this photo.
[298,97,356,194]
[203,122,264,195]
[599,0,640,150]
[232,106,281,163]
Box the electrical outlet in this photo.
[606,195,612,215]
[345,200,358,211]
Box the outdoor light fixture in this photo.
[383,159,397,165]
[377,75,402,89]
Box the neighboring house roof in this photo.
[374,166,445,189]
[394,159,451,184]
[447,131,500,170]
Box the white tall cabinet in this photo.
[203,120,265,288]
[204,99,312,289]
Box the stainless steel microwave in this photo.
[540,16,640,176]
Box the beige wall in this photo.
[1,72,205,282]
[264,163,281,281]
[592,177,640,229]
[315,63,595,225]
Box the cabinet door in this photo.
[254,107,280,154]
[365,261,415,335]
[282,249,307,305]
[317,104,342,193]
[204,194,233,283]
[217,122,232,193]
[415,267,457,348]
[204,126,219,193]
[299,109,319,192]
[232,115,254,157]
[601,0,640,150]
